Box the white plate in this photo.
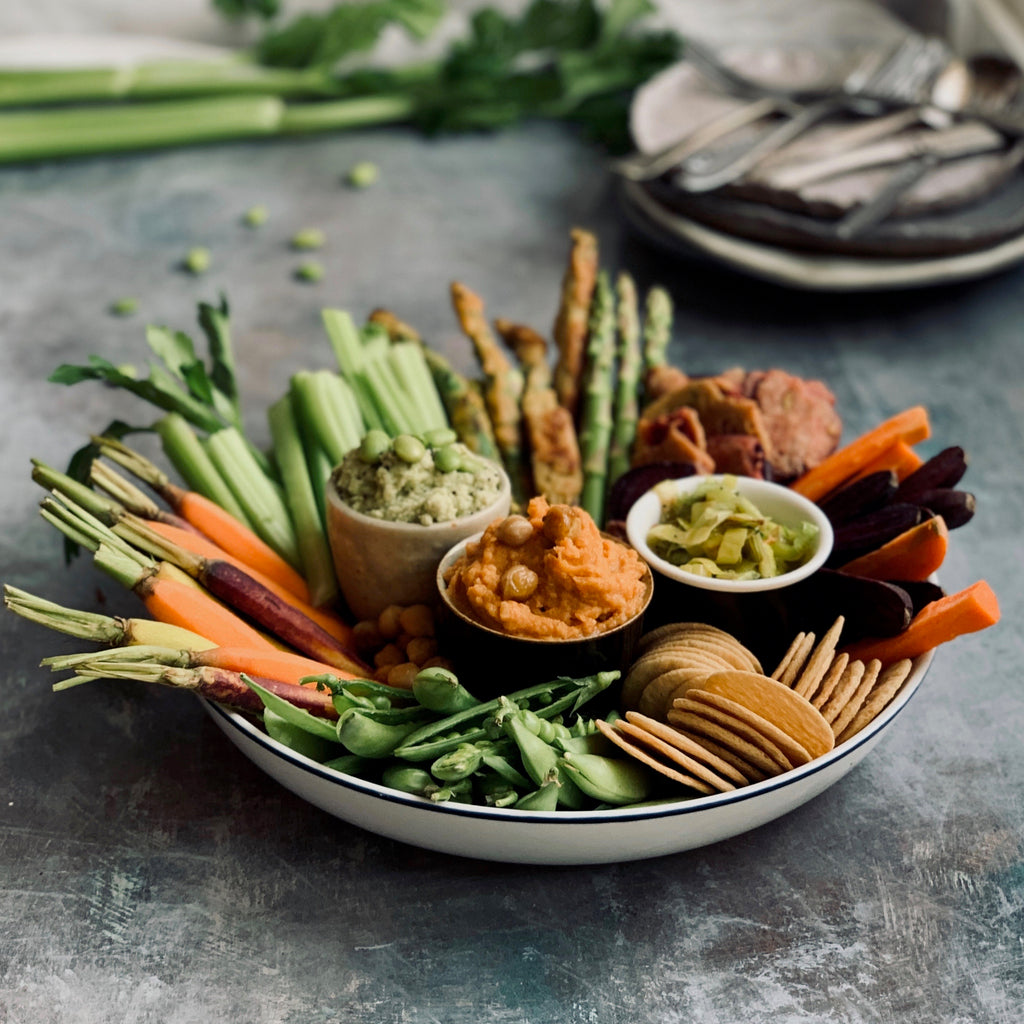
[622,178,1024,291]
[204,647,932,865]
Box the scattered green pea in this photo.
[243,205,269,227]
[345,161,379,188]
[183,246,211,275]
[359,429,392,464]
[108,297,138,317]
[393,433,426,464]
[294,260,325,283]
[290,227,326,251]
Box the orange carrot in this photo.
[190,646,361,685]
[842,580,1000,664]
[138,572,278,652]
[147,519,355,647]
[173,488,312,600]
[792,406,931,502]
[839,515,949,581]
[849,439,924,484]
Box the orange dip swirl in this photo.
[444,497,648,640]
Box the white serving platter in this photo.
[205,646,932,865]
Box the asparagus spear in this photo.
[495,318,582,507]
[450,282,526,503]
[552,228,600,419]
[608,272,642,485]
[577,272,617,525]
[641,285,674,403]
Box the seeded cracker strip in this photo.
[812,652,850,710]
[793,616,845,700]
[836,659,914,742]
[820,659,866,724]
[830,659,883,737]
[775,631,815,686]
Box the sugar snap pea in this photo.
[430,743,484,782]
[412,666,480,714]
[336,707,428,758]
[559,751,654,806]
[393,672,618,762]
[264,708,342,761]
[503,710,585,810]
[513,771,561,811]
[381,765,435,797]
[476,771,522,807]
[246,677,339,742]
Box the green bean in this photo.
[411,666,480,714]
[381,765,435,797]
[430,743,484,782]
[559,751,654,806]
[336,708,426,758]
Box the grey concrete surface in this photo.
[1,4,1023,1023]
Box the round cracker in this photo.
[636,666,714,719]
[642,636,761,673]
[595,719,718,794]
[622,648,736,709]
[830,658,882,738]
[667,707,788,777]
[613,718,738,792]
[835,658,914,743]
[623,711,748,785]
[700,670,835,759]
[793,616,845,699]
[685,688,813,767]
[670,697,796,772]
[682,733,768,783]
[639,622,740,651]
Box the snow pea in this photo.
[503,710,585,810]
[412,666,480,714]
[336,707,428,758]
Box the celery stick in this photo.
[156,413,253,526]
[388,341,449,432]
[203,426,301,568]
[268,395,338,607]
[322,309,385,432]
[290,370,360,467]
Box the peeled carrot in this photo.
[842,580,1000,664]
[138,572,278,652]
[839,515,949,581]
[147,519,355,647]
[849,439,924,484]
[793,406,931,502]
[189,646,360,685]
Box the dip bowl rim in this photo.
[624,473,834,594]
[325,459,513,535]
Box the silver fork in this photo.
[675,35,958,193]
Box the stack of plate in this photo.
[620,40,1024,290]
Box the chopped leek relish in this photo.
[646,476,818,580]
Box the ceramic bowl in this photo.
[325,466,511,621]
[433,532,655,699]
[625,475,834,666]
[204,647,932,865]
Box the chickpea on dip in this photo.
[331,429,506,526]
[443,496,649,640]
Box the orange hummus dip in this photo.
[444,496,649,640]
